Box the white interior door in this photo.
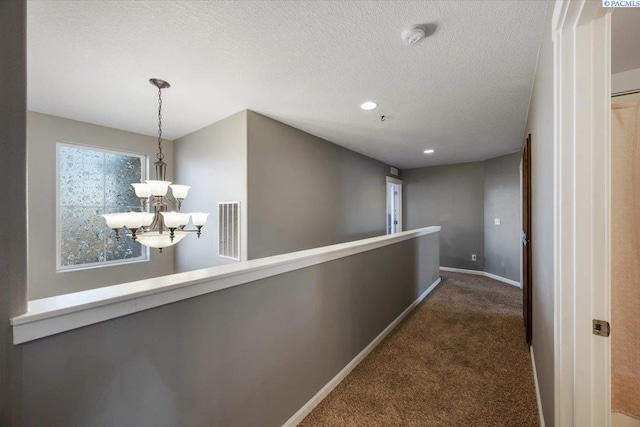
[386,177,402,234]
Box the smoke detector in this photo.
[402,26,427,46]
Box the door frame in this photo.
[386,177,403,234]
[522,134,532,346]
[552,2,612,426]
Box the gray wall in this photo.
[524,1,554,424]
[403,162,485,271]
[484,153,521,282]
[246,111,394,259]
[0,1,27,425]
[403,156,522,280]
[27,112,176,299]
[173,110,248,272]
[15,233,439,426]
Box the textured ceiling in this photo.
[27,1,548,169]
[612,8,640,75]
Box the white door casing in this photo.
[552,1,612,426]
[386,177,402,234]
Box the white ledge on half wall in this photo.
[11,226,441,345]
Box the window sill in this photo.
[56,253,150,273]
[12,226,441,344]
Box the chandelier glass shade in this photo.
[101,79,209,252]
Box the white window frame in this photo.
[56,141,150,272]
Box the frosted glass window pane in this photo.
[105,153,143,207]
[59,144,147,269]
[60,206,105,266]
[106,233,143,261]
[59,147,103,206]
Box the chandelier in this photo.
[102,78,209,252]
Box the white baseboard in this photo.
[440,266,521,288]
[282,277,442,427]
[530,346,546,427]
[483,272,521,288]
[439,266,484,275]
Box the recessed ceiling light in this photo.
[423,149,435,154]
[360,101,377,110]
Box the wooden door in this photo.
[522,134,532,346]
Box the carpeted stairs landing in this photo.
[300,271,539,426]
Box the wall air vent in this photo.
[218,201,240,261]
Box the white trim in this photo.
[282,276,442,427]
[56,256,149,274]
[385,176,403,185]
[439,267,521,288]
[612,67,640,95]
[12,226,441,344]
[483,272,521,288]
[531,346,546,427]
[439,266,484,276]
[552,2,612,426]
[385,176,403,234]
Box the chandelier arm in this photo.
[129,228,200,234]
[148,213,161,232]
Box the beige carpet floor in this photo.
[299,271,539,426]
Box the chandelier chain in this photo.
[100,78,209,252]
[157,87,164,161]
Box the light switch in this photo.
[494,218,501,225]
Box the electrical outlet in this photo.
[472,254,477,261]
[494,218,501,225]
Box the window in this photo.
[57,143,148,271]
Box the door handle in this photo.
[522,232,530,245]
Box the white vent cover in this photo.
[218,201,240,261]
